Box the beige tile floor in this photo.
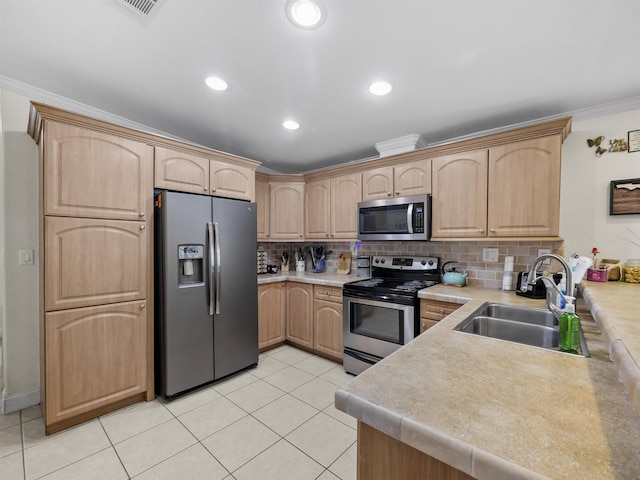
[0,345,357,480]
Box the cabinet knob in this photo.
[331,233,334,237]
[489,228,496,233]
[139,212,145,217]
[387,192,392,196]
[326,233,330,237]
[140,304,145,310]
[395,191,400,195]
[299,234,303,237]
[212,188,217,193]
[478,228,484,233]
[421,322,426,327]
[439,308,445,314]
[266,234,269,238]
[204,187,208,192]
[140,225,146,231]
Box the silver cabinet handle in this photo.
[439,308,445,314]
[387,192,392,196]
[479,228,484,233]
[212,187,217,193]
[489,228,496,233]
[139,225,146,231]
[395,191,400,195]
[140,304,145,310]
[139,212,145,217]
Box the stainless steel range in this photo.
[342,255,440,375]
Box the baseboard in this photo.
[1,387,39,414]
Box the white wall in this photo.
[0,90,40,413]
[560,110,640,264]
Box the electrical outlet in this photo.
[537,248,551,265]
[482,248,499,262]
[19,249,34,265]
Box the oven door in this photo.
[343,294,415,360]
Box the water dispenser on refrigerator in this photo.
[178,245,204,286]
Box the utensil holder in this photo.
[295,261,305,272]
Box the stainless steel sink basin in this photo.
[453,302,589,356]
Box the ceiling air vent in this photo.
[113,0,163,22]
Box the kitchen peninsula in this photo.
[335,282,640,480]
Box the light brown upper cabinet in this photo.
[269,181,305,241]
[431,135,563,239]
[431,150,489,238]
[154,146,210,194]
[209,158,255,201]
[255,176,270,241]
[44,121,153,220]
[487,136,561,237]
[362,158,431,201]
[305,173,361,240]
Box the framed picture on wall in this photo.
[629,129,640,153]
[610,178,640,215]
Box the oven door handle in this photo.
[344,349,378,366]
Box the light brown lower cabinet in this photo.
[358,422,474,480]
[44,301,147,433]
[285,282,314,348]
[313,286,343,361]
[258,282,286,350]
[419,299,461,334]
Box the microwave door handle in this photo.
[407,204,414,234]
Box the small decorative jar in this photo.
[624,259,640,283]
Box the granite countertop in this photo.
[257,271,360,287]
[335,282,640,480]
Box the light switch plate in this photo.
[537,248,551,265]
[19,249,34,265]
[482,248,499,262]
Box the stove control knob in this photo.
[428,260,434,266]
[380,259,385,264]
[375,259,380,263]
[421,260,427,265]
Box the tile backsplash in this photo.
[258,240,566,290]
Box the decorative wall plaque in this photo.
[610,178,640,215]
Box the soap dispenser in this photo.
[558,303,580,353]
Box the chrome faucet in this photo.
[526,253,575,319]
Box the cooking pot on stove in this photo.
[441,261,467,286]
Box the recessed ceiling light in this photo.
[287,0,325,29]
[205,76,228,91]
[369,81,392,96]
[283,120,300,130]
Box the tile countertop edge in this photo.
[334,389,551,480]
[581,283,640,413]
[257,271,360,287]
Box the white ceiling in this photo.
[1,0,639,173]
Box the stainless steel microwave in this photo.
[358,194,431,241]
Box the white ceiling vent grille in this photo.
[112,0,163,22]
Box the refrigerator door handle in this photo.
[208,222,215,316]
[213,222,221,315]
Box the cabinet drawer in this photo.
[420,299,460,321]
[419,319,439,334]
[314,286,343,303]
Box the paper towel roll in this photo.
[504,256,514,272]
[183,259,194,276]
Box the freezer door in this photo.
[158,191,215,396]
[211,196,259,379]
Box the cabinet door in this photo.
[431,150,488,238]
[270,183,305,241]
[45,217,147,311]
[285,283,313,348]
[154,146,209,194]
[362,167,394,201]
[488,136,561,237]
[256,179,270,241]
[210,158,255,201]
[331,173,361,239]
[305,179,331,239]
[258,283,285,350]
[44,301,147,425]
[394,159,431,196]
[314,299,343,360]
[44,121,153,220]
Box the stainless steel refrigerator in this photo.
[155,190,258,398]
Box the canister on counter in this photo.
[624,259,640,283]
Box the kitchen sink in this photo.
[453,302,589,356]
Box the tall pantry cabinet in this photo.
[29,103,155,434]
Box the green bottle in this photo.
[558,303,580,353]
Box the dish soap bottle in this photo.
[558,303,580,353]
